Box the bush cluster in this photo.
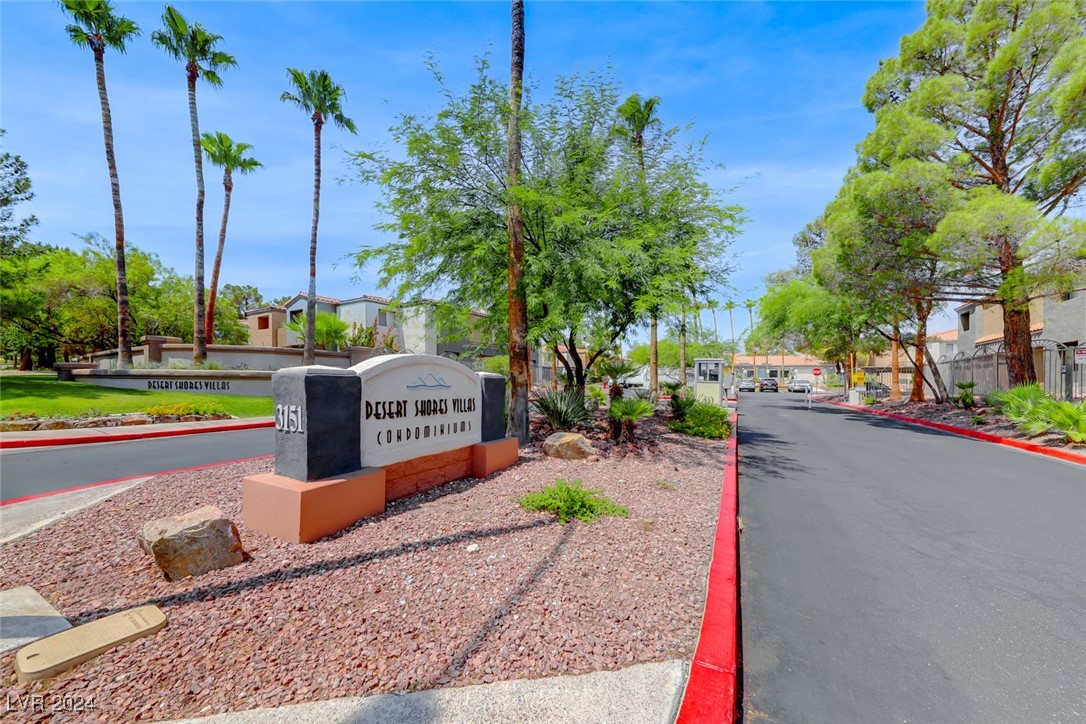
[144,401,228,417]
[532,387,591,431]
[518,479,629,524]
[993,383,1086,444]
[668,402,731,439]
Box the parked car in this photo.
[788,379,812,393]
[758,378,779,392]
[737,378,757,392]
[866,381,892,397]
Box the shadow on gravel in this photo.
[73,518,558,624]
[427,523,576,687]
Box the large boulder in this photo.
[137,506,246,581]
[542,432,595,460]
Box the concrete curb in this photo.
[820,398,1086,466]
[675,409,740,723]
[0,419,274,450]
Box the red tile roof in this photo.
[975,324,1044,345]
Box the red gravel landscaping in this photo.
[0,416,727,722]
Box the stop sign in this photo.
[812,368,822,376]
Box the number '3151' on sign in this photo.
[275,404,305,433]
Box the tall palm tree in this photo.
[200,131,262,344]
[743,298,756,371]
[61,0,140,367]
[506,0,530,444]
[706,298,720,342]
[617,93,661,395]
[152,6,236,364]
[723,300,737,366]
[281,69,357,365]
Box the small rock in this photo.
[121,415,152,426]
[0,419,39,432]
[137,505,247,581]
[35,419,72,431]
[542,432,595,460]
[466,544,480,553]
[587,455,600,462]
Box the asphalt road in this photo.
[0,428,273,503]
[738,392,1086,723]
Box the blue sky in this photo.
[2,0,932,343]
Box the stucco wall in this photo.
[1042,292,1085,346]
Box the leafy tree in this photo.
[281,68,357,366]
[507,0,529,444]
[152,5,237,364]
[285,310,349,351]
[219,283,265,318]
[200,132,262,343]
[60,0,140,367]
[860,0,1086,384]
[0,130,38,255]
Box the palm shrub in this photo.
[533,387,591,431]
[993,383,1048,425]
[584,384,607,411]
[950,381,977,409]
[660,381,684,396]
[285,311,349,351]
[596,359,639,401]
[669,387,697,421]
[1035,400,1086,444]
[668,402,731,439]
[608,398,655,442]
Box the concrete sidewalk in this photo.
[0,417,274,449]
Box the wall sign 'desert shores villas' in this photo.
[352,355,482,468]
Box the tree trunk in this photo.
[188,73,207,364]
[205,168,233,344]
[924,345,950,403]
[649,314,658,396]
[304,120,323,366]
[679,311,687,387]
[94,49,132,367]
[1002,304,1036,386]
[505,0,529,445]
[889,327,902,401]
[910,310,928,402]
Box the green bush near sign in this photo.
[0,374,272,419]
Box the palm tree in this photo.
[281,69,357,366]
[723,300,737,367]
[200,131,262,344]
[706,298,720,341]
[506,0,530,444]
[617,93,661,395]
[61,0,140,367]
[152,6,236,364]
[743,298,756,372]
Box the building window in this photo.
[960,312,970,331]
[378,309,392,326]
[257,316,269,330]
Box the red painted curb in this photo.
[0,420,274,450]
[676,409,740,724]
[0,454,274,507]
[820,399,1086,466]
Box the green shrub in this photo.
[1035,399,1086,443]
[197,360,225,370]
[668,402,731,439]
[533,388,591,431]
[660,381,684,396]
[984,391,1003,411]
[608,398,655,442]
[518,479,629,524]
[144,401,227,417]
[971,414,987,426]
[634,387,658,403]
[863,395,877,405]
[585,385,607,411]
[482,355,510,377]
[993,383,1048,425]
[669,388,697,421]
[950,381,977,409]
[993,384,1086,443]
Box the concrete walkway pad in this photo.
[16,605,167,682]
[0,586,71,655]
[168,659,687,724]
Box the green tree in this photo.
[220,283,265,318]
[861,0,1086,385]
[61,0,140,367]
[281,68,357,366]
[507,0,529,444]
[200,132,262,343]
[152,5,236,365]
[0,130,38,255]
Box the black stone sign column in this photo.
[273,366,361,481]
[478,372,507,442]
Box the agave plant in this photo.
[608,398,655,442]
[533,388,591,431]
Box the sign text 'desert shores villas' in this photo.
[351,355,482,468]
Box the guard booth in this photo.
[693,358,732,404]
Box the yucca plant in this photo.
[608,398,655,442]
[532,388,591,431]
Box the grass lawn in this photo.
[0,373,273,419]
